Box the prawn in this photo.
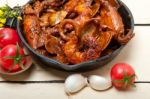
[100,0,134,44]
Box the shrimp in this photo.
[63,35,101,64]
[100,0,124,37]
[62,18,112,64]
[100,0,134,44]
[63,36,84,64]
[23,15,41,49]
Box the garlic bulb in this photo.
[88,75,112,91]
[65,74,87,93]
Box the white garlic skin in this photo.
[88,75,112,91]
[65,74,86,93]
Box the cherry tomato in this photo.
[0,44,26,72]
[110,63,136,89]
[0,28,20,48]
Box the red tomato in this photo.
[0,44,26,72]
[0,28,20,48]
[110,63,136,89]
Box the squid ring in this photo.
[59,19,79,41]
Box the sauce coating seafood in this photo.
[23,0,134,64]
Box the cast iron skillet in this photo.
[17,0,134,71]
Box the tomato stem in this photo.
[113,71,136,89]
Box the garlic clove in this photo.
[88,75,112,91]
[65,74,87,93]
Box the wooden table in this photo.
[0,0,150,99]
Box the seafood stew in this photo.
[22,0,134,65]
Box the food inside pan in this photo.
[23,0,134,64]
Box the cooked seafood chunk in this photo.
[23,15,41,49]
